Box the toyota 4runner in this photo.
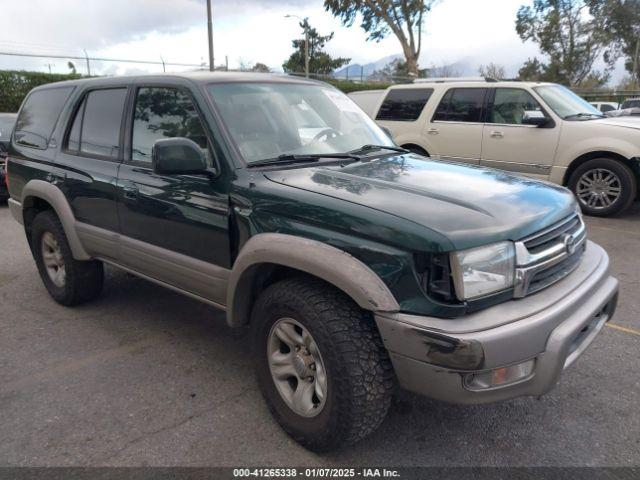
[6,73,619,451]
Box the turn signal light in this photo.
[464,359,535,390]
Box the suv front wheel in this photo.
[250,277,395,452]
[31,210,104,305]
[568,158,637,216]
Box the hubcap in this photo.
[41,232,66,287]
[267,318,327,417]
[576,168,622,210]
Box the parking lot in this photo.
[0,202,638,467]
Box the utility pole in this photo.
[633,38,640,89]
[304,19,309,78]
[285,14,310,78]
[83,49,91,76]
[207,0,214,71]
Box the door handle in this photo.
[427,128,439,135]
[490,131,504,138]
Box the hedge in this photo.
[0,70,82,112]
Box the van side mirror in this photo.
[152,138,209,175]
[380,126,394,140]
[522,110,551,127]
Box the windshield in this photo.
[534,85,602,119]
[0,115,16,141]
[207,82,392,163]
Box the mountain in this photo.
[334,55,478,79]
[333,54,403,79]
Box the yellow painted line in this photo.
[587,224,640,237]
[606,323,640,337]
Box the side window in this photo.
[432,88,487,123]
[489,88,543,125]
[600,104,615,113]
[131,87,209,164]
[376,88,434,121]
[14,87,74,149]
[65,88,127,159]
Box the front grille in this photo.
[514,213,586,298]
[527,246,584,295]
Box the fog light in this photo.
[464,359,535,390]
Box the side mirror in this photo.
[522,110,551,127]
[380,126,394,140]
[152,138,208,175]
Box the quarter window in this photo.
[376,88,434,121]
[432,88,487,123]
[131,87,209,164]
[66,88,127,159]
[14,87,74,149]
[489,89,543,124]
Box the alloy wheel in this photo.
[267,318,328,417]
[41,231,66,287]
[576,168,622,210]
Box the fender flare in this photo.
[21,180,91,260]
[226,233,400,328]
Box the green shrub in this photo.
[0,70,82,112]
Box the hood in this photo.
[264,154,576,250]
[592,115,640,130]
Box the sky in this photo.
[0,0,625,81]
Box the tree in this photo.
[282,19,350,75]
[515,0,606,86]
[67,61,77,75]
[427,62,461,78]
[518,57,546,81]
[478,62,506,79]
[371,58,411,80]
[251,63,271,73]
[324,0,437,76]
[588,0,640,86]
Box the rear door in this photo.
[480,87,560,179]
[374,87,434,147]
[116,81,230,304]
[56,86,129,239]
[425,87,488,165]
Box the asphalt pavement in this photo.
[0,202,638,467]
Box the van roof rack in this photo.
[413,77,499,84]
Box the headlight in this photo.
[450,241,515,300]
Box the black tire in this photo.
[250,277,395,452]
[31,210,104,306]
[568,158,637,217]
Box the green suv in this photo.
[6,73,619,451]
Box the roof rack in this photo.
[413,77,499,84]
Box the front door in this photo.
[116,84,230,304]
[424,87,488,165]
[481,88,561,179]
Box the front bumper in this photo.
[375,241,618,404]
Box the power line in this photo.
[0,50,203,68]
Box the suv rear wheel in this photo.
[568,158,637,216]
[250,277,395,452]
[31,210,104,305]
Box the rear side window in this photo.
[14,87,74,149]
[433,88,487,123]
[66,88,127,159]
[376,88,433,121]
[600,104,615,113]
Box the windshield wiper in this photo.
[349,144,410,155]
[247,152,360,168]
[564,112,604,120]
